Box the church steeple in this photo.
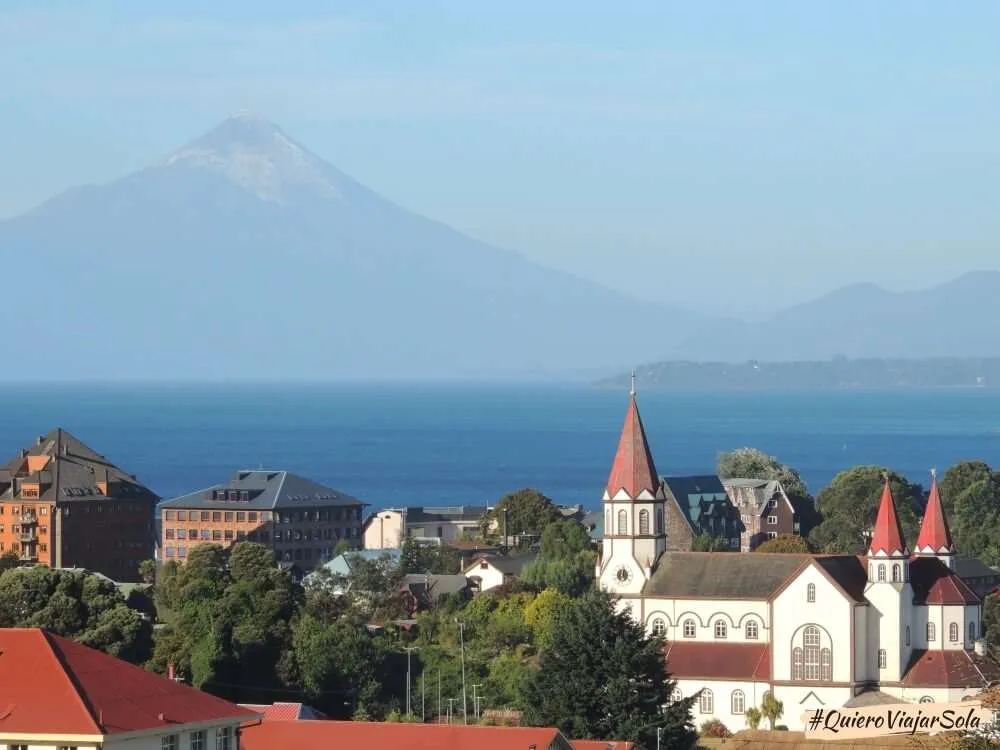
[915,468,956,567]
[606,378,659,499]
[868,475,909,559]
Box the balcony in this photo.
[19,513,36,525]
[19,531,36,542]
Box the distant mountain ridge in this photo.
[666,270,1000,363]
[0,115,710,381]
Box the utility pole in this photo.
[657,727,663,750]
[472,684,482,720]
[404,646,419,718]
[457,620,468,724]
[421,669,426,723]
[437,669,442,724]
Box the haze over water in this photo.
[1,384,997,509]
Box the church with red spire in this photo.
[597,387,1000,732]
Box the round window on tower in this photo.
[616,566,632,583]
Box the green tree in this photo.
[754,534,812,553]
[137,559,157,585]
[538,519,592,560]
[523,588,697,750]
[691,532,729,552]
[745,706,762,730]
[940,461,993,517]
[952,476,1000,566]
[760,691,784,730]
[521,519,597,597]
[523,588,573,652]
[983,594,1000,658]
[809,467,922,554]
[482,488,560,544]
[717,447,822,535]
[0,551,20,573]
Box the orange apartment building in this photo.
[0,428,159,582]
[159,470,364,570]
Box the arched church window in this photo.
[617,510,627,535]
[892,564,901,582]
[731,690,745,715]
[639,510,650,535]
[671,687,683,702]
[605,509,611,534]
[950,622,959,642]
[683,619,696,638]
[699,689,713,714]
[920,696,934,704]
[821,648,832,680]
[792,648,803,680]
[878,649,887,669]
[878,564,886,582]
[655,508,664,535]
[970,622,977,642]
[806,583,816,603]
[906,626,910,646]
[745,620,759,640]
[714,620,728,639]
[927,622,936,642]
[652,618,666,637]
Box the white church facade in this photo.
[596,388,1000,732]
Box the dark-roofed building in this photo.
[159,470,364,570]
[662,474,741,551]
[0,428,158,582]
[595,388,1000,734]
[722,477,799,551]
[363,505,488,549]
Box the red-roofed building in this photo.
[573,741,635,750]
[594,390,1000,734]
[0,628,256,748]
[241,720,574,750]
[239,702,327,721]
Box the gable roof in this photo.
[239,702,326,721]
[663,642,770,681]
[915,473,955,555]
[642,552,809,599]
[465,553,537,577]
[909,556,980,605]
[606,394,659,498]
[0,427,158,504]
[722,477,795,516]
[160,470,363,510]
[240,719,571,750]
[869,479,908,557]
[813,556,869,603]
[0,629,255,736]
[901,649,1000,688]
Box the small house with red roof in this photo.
[596,385,1000,734]
[0,628,257,749]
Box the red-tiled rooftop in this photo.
[901,649,1000,688]
[663,642,770,681]
[573,741,635,750]
[0,628,255,735]
[239,702,326,721]
[607,394,659,497]
[241,720,572,750]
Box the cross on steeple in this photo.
[629,369,636,396]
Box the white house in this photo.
[0,627,257,749]
[464,554,538,592]
[597,387,1000,732]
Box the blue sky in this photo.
[2,1,999,315]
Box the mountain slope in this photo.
[0,115,709,381]
[668,271,1000,362]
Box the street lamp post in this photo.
[404,646,419,718]
[657,727,663,750]
[472,684,482,720]
[457,620,468,724]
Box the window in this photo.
[971,622,977,642]
[178,547,187,558]
[683,619,696,638]
[58,746,78,750]
[237,530,246,541]
[745,620,759,640]
[878,649,887,669]
[807,583,816,603]
[793,625,830,681]
[240,491,249,502]
[216,726,232,750]
[767,515,777,525]
[878,564,886,582]
[920,696,934,704]
[906,626,910,646]
[212,530,222,540]
[927,622,936,642]
[166,547,175,558]
[166,529,175,540]
[177,529,187,539]
[699,689,713,714]
[190,729,206,750]
[950,622,959,642]
[162,736,178,750]
[766,532,777,539]
[671,687,683,702]
[656,508,664,534]
[225,512,234,522]
[200,529,210,540]
[200,512,209,521]
[714,620,727,639]
[249,511,258,522]
[189,528,197,539]
[821,648,832,680]
[892,564,901,582]
[731,689,745,715]
[792,647,804,680]
[652,618,666,637]
[639,510,650,535]
[236,512,246,522]
[224,530,233,541]
[165,511,175,521]
[617,510,627,535]
[212,511,222,522]
[177,511,187,521]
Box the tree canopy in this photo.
[808,466,922,554]
[522,519,597,597]
[940,461,993,517]
[717,447,822,534]
[952,474,1000,566]
[481,488,561,543]
[523,588,697,750]
[754,534,812,553]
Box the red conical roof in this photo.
[869,477,909,557]
[915,471,955,555]
[606,394,659,498]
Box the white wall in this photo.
[772,685,854,729]
[364,512,403,549]
[464,560,506,592]
[639,597,769,643]
[105,722,243,750]
[674,679,770,734]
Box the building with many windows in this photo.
[159,470,364,570]
[0,428,158,582]
[597,388,1000,732]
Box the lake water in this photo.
[1,384,997,509]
